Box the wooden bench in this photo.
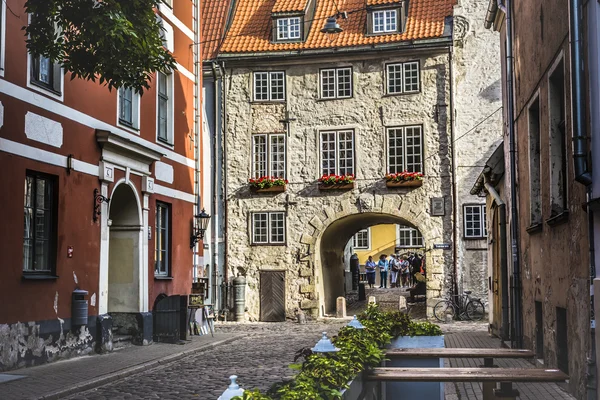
[374,348,565,399]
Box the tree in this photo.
[24,0,177,93]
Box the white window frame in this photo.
[373,9,397,33]
[252,133,286,178]
[155,202,170,277]
[253,71,286,102]
[117,87,141,133]
[320,67,353,99]
[0,0,6,78]
[251,212,286,245]
[387,126,423,174]
[396,225,424,248]
[386,61,420,94]
[353,228,371,250]
[276,17,301,41]
[320,130,355,176]
[156,71,174,146]
[463,204,487,239]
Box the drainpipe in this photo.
[192,0,202,284]
[484,179,510,341]
[497,0,523,348]
[210,61,221,311]
[570,0,593,186]
[448,45,460,304]
[484,0,498,30]
[588,186,598,400]
[220,61,230,313]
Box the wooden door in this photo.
[260,271,286,322]
[153,295,182,343]
[491,210,502,336]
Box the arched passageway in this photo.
[318,212,422,314]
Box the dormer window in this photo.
[373,10,397,33]
[277,17,302,40]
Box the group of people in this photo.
[363,252,425,289]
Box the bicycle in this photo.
[433,290,485,322]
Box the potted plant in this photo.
[385,171,424,188]
[249,176,288,193]
[318,174,355,190]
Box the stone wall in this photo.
[452,0,503,302]
[224,51,455,319]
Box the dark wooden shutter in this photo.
[52,62,62,93]
[260,271,286,322]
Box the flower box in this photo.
[250,185,286,193]
[386,180,423,188]
[318,182,355,191]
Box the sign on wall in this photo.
[431,197,445,216]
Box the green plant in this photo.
[318,174,355,185]
[408,321,443,336]
[249,176,288,189]
[385,172,424,182]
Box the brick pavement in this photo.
[443,322,575,400]
[0,333,240,400]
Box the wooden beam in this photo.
[384,348,535,359]
[368,367,568,382]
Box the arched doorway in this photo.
[107,183,142,313]
[317,213,425,315]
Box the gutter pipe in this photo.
[498,0,523,348]
[210,61,222,313]
[221,60,229,314]
[484,180,510,341]
[484,0,498,30]
[570,0,593,186]
[448,45,460,303]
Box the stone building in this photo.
[211,0,501,320]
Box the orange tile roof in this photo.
[366,0,402,6]
[272,0,308,13]
[220,0,455,54]
[201,0,233,61]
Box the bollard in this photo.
[296,308,306,324]
[218,375,244,400]
[368,296,377,304]
[336,297,347,318]
[233,274,246,322]
[350,254,359,291]
[398,296,407,312]
[358,283,366,301]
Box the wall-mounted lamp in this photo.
[190,209,211,248]
[93,188,110,223]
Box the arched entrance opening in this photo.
[317,213,425,315]
[107,183,142,313]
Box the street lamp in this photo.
[190,208,211,248]
[321,16,343,34]
[311,332,340,353]
[347,315,365,329]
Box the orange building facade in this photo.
[0,0,204,370]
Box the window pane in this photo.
[155,204,169,275]
[270,213,285,243]
[39,57,51,84]
[404,126,422,173]
[270,134,286,178]
[464,206,483,237]
[373,11,384,33]
[254,72,269,101]
[388,128,403,173]
[338,130,354,176]
[321,69,336,99]
[24,174,55,272]
[289,17,301,39]
[321,132,337,175]
[270,72,285,100]
[252,135,267,178]
[387,64,403,94]
[158,98,168,140]
[385,10,397,32]
[119,87,134,125]
[158,72,167,95]
[277,19,288,40]
[337,68,352,98]
[253,213,268,243]
[403,62,420,92]
[353,229,369,249]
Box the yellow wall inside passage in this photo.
[354,224,397,265]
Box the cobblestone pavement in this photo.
[65,321,347,400]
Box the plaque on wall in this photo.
[431,197,445,216]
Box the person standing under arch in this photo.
[365,256,377,289]
[378,254,389,289]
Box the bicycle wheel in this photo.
[433,300,456,322]
[466,299,485,321]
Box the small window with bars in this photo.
[320,67,352,99]
[386,61,420,94]
[320,130,354,176]
[397,225,424,248]
[464,204,487,238]
[252,134,286,178]
[253,71,286,101]
[388,126,423,174]
[353,229,370,249]
[252,212,286,244]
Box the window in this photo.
[464,204,487,238]
[253,71,286,101]
[320,67,352,99]
[23,172,57,274]
[397,225,423,248]
[388,126,423,174]
[118,87,140,130]
[528,98,541,225]
[155,202,170,276]
[157,71,173,144]
[548,61,567,217]
[353,229,370,249]
[252,212,286,244]
[386,61,420,94]
[31,55,62,94]
[373,10,397,33]
[276,17,301,40]
[252,134,286,178]
[320,130,354,176]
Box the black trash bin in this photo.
[72,289,89,326]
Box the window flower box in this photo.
[249,177,287,193]
[318,174,355,190]
[385,172,424,188]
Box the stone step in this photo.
[112,334,132,350]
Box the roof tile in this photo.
[272,0,308,13]
[201,0,233,61]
